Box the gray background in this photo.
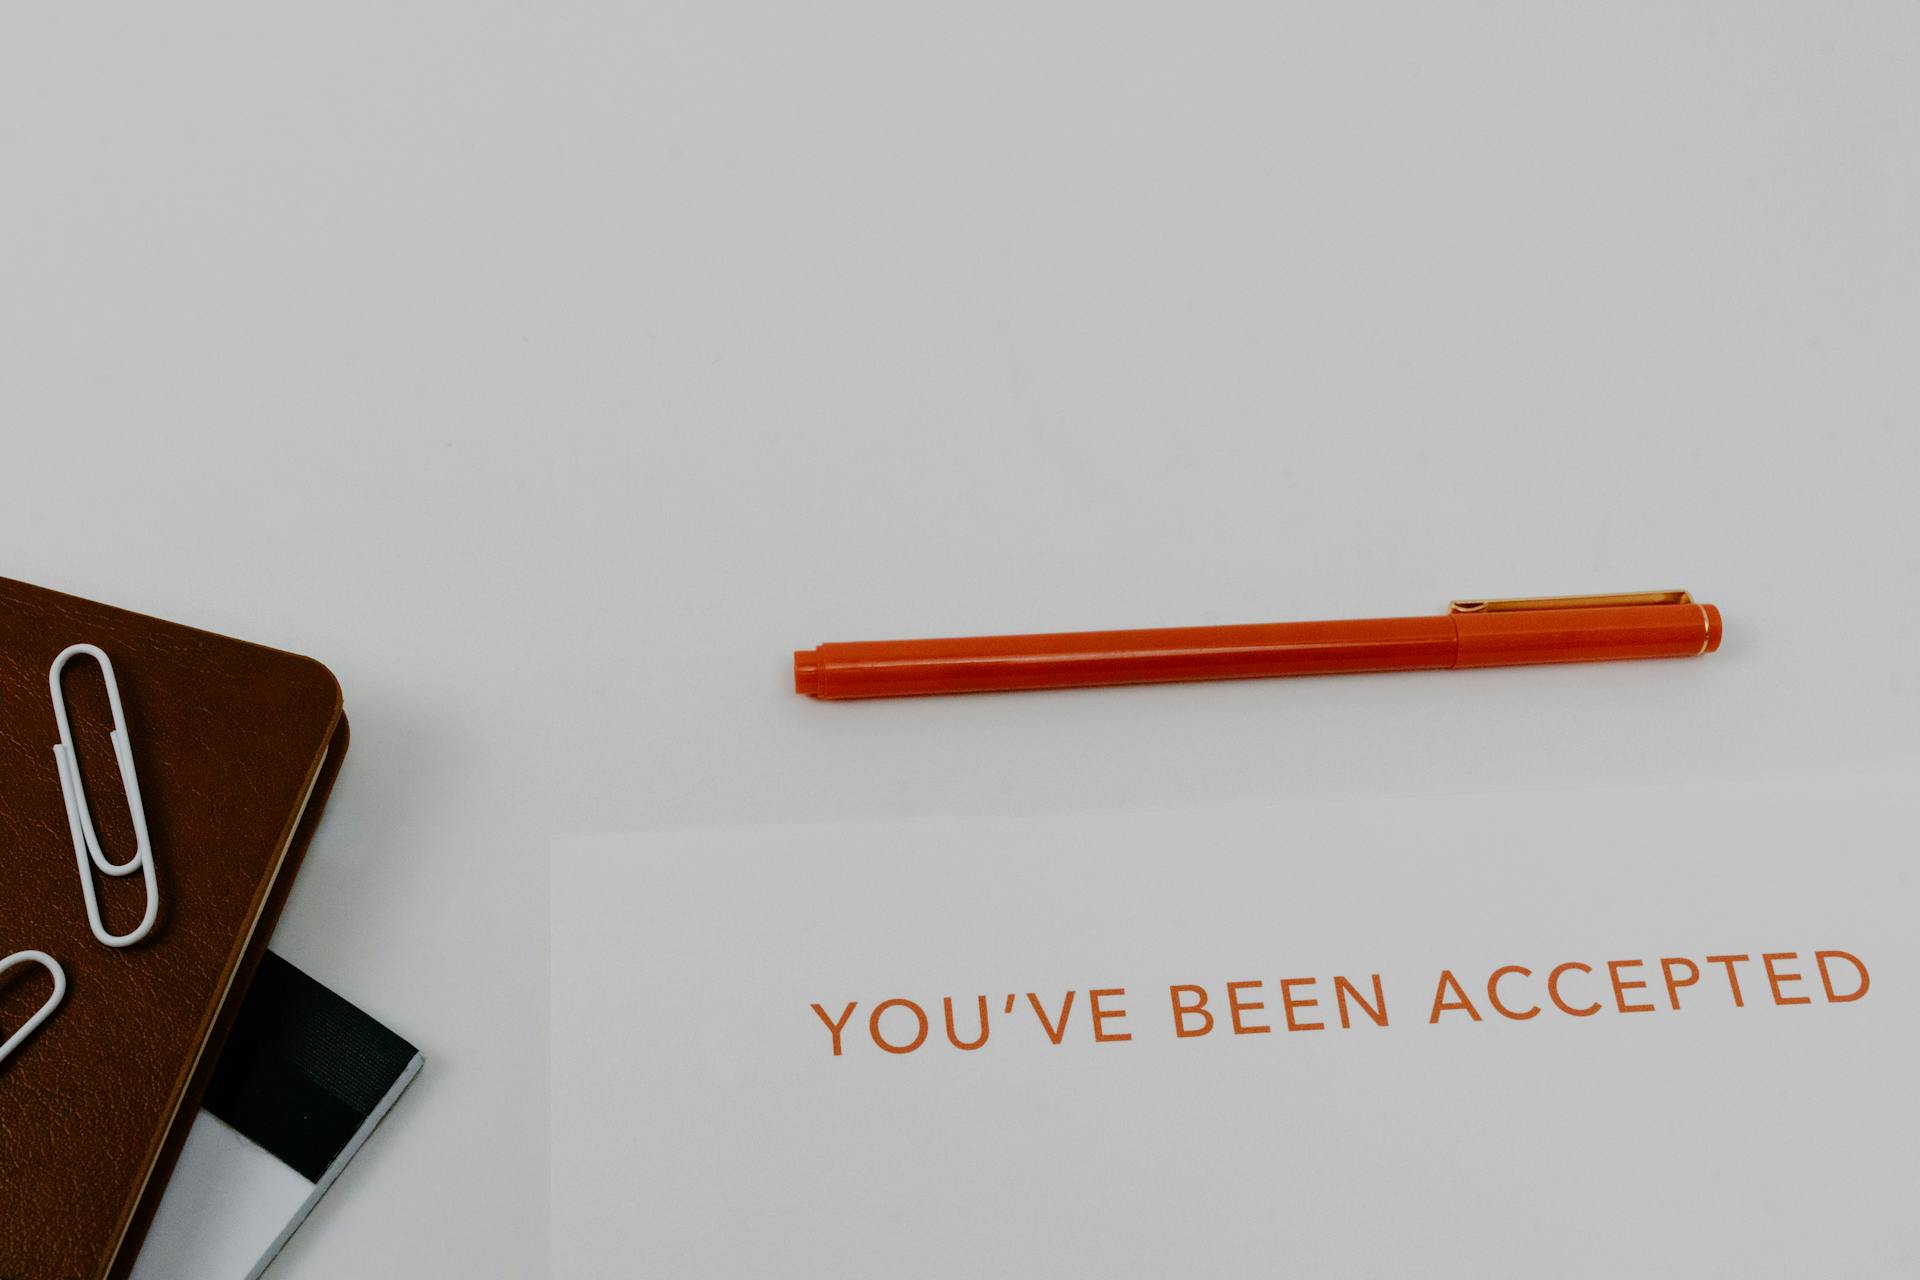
[4,3,1916,1275]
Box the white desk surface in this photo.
[4,6,1915,1276]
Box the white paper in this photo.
[133,1116,311,1280]
[132,1052,421,1280]
[551,765,1919,1278]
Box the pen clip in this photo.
[1448,590,1694,615]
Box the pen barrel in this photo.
[794,617,1457,699]
[1451,602,1721,667]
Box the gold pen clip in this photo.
[1448,590,1693,615]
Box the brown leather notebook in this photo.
[0,577,347,1280]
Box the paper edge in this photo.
[243,1051,425,1280]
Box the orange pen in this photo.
[793,591,1721,700]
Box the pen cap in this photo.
[1451,599,1721,668]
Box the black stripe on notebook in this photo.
[202,953,420,1182]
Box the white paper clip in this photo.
[0,951,66,1068]
[50,644,160,948]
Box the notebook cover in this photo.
[0,577,346,1280]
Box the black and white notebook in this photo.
[132,954,423,1279]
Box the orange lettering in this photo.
[1608,960,1655,1014]
[869,998,929,1054]
[1660,957,1700,1010]
[1429,970,1482,1023]
[1816,950,1870,1003]
[1762,952,1810,1006]
[943,995,990,1050]
[811,1001,858,1056]
[1487,966,1539,1021]
[1334,974,1388,1029]
[1280,978,1323,1032]
[1026,991,1076,1045]
[1170,984,1214,1038]
[1227,981,1270,1035]
[1089,988,1131,1043]
[1706,954,1750,1007]
[1548,962,1600,1017]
